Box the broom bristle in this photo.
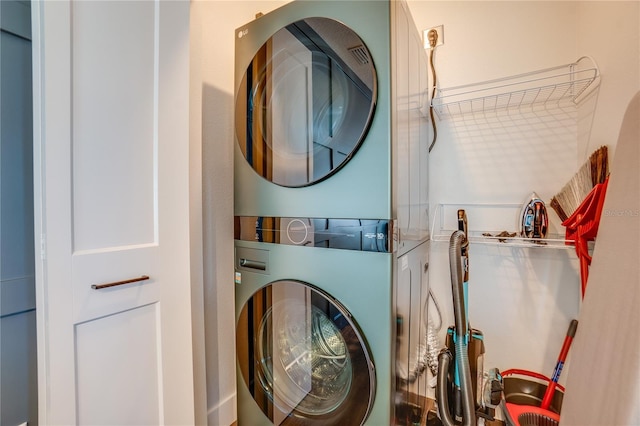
[551,146,609,221]
[550,196,569,223]
[590,145,609,186]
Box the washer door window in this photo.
[235,18,377,187]
[237,280,375,425]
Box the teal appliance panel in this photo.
[234,0,392,220]
[235,242,394,425]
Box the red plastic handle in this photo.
[563,178,609,297]
[540,320,579,410]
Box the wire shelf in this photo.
[430,203,574,249]
[431,56,600,119]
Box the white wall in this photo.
[407,0,639,400]
[190,2,289,424]
[576,1,640,158]
[191,1,640,423]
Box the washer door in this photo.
[237,280,375,425]
[235,17,377,187]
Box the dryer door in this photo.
[235,17,377,188]
[237,280,375,425]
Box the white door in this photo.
[32,1,195,424]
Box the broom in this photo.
[550,145,610,297]
[550,146,609,222]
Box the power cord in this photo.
[427,29,439,153]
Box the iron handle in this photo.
[91,275,150,290]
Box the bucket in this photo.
[503,373,564,415]
[518,412,559,426]
[501,369,564,426]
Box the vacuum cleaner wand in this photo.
[458,210,469,283]
[454,210,469,339]
[436,211,476,426]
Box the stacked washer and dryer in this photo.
[233,1,431,424]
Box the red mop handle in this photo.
[540,319,579,410]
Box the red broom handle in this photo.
[575,232,591,298]
[540,319,579,410]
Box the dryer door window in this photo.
[235,18,377,187]
[237,280,375,425]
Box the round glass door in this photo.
[237,280,375,425]
[235,18,377,187]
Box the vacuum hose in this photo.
[436,230,476,426]
[436,349,455,425]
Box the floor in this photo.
[231,398,506,426]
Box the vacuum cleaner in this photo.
[435,210,502,426]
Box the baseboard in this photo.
[207,392,236,426]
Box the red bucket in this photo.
[502,369,563,426]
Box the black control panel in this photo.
[234,216,396,253]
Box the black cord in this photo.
[428,46,438,153]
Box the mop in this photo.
[502,320,578,426]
